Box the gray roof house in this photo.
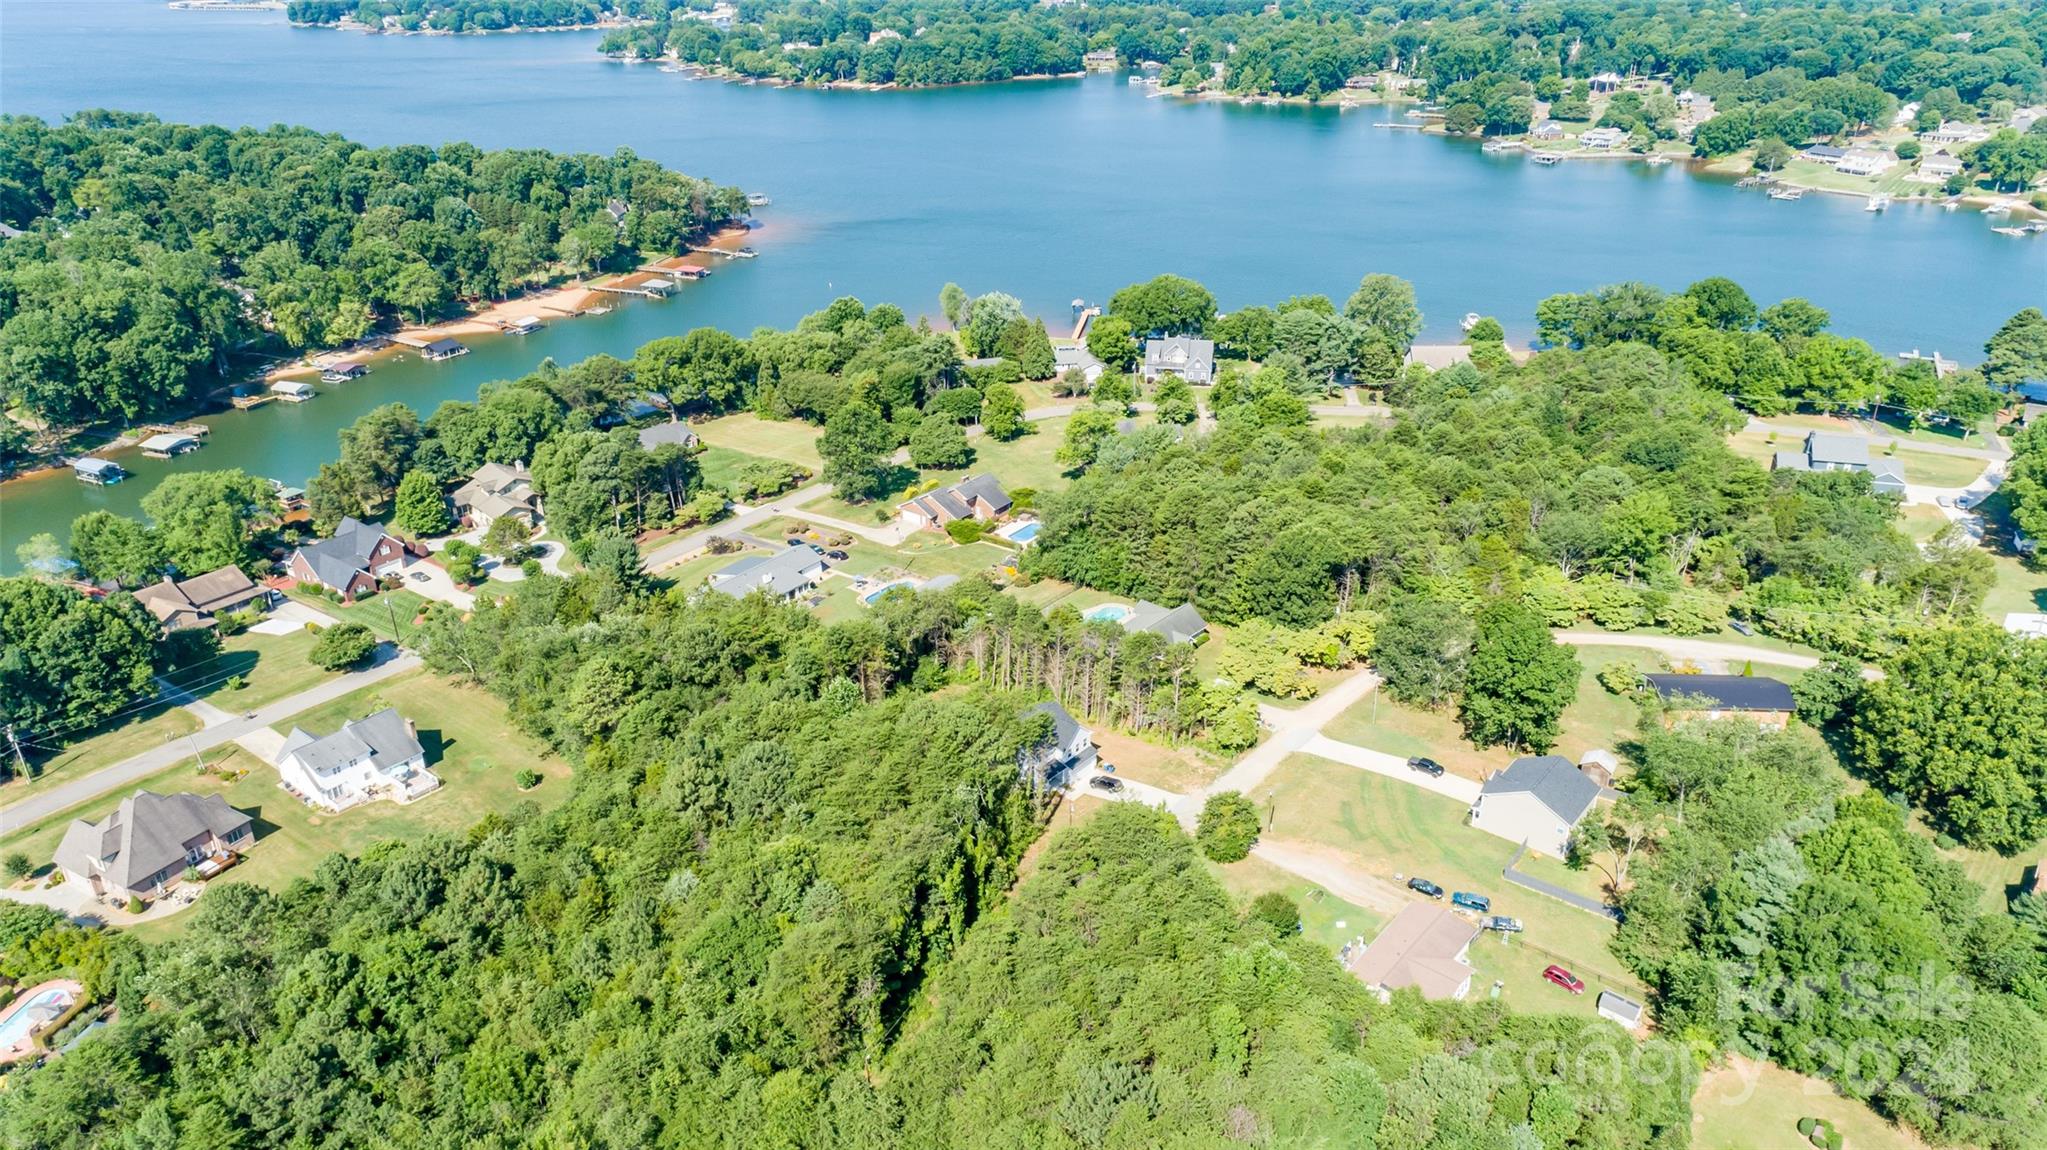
[1053,344,1105,383]
[1772,432,1905,496]
[1017,700,1096,792]
[275,707,435,811]
[54,790,253,899]
[1142,335,1216,385]
[898,475,1013,530]
[1644,674,1795,728]
[133,564,268,631]
[1597,990,1645,1028]
[708,546,828,600]
[1123,600,1210,645]
[1468,755,1604,858]
[637,421,700,451]
[287,517,410,598]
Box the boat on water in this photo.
[1985,199,2018,215]
[1768,186,1805,201]
[1531,153,1563,165]
[1942,198,1961,210]
[1992,226,2030,237]
[1481,139,1520,154]
[1865,194,1891,212]
[746,192,771,207]
[1460,312,1481,332]
[1646,153,1672,165]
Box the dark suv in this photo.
[1407,877,1445,899]
[1407,756,1446,778]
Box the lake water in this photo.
[2,0,2042,565]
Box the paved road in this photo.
[640,481,835,571]
[1205,667,1384,799]
[1,648,422,833]
[1301,734,1482,803]
[1550,631,1883,681]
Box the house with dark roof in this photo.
[1643,674,1796,729]
[275,707,434,811]
[1349,903,1481,1001]
[1123,600,1209,645]
[451,462,539,530]
[897,475,1013,532]
[1141,335,1216,385]
[1469,754,1604,857]
[132,565,269,631]
[707,546,828,601]
[286,517,411,599]
[1017,700,1095,792]
[54,790,253,900]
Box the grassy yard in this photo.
[1895,503,1954,543]
[1933,828,2044,914]
[1762,409,1993,451]
[696,445,811,500]
[164,628,337,711]
[1210,853,1385,953]
[1323,645,1693,783]
[1093,727,1223,793]
[1886,447,1990,489]
[803,417,1078,524]
[654,545,768,589]
[0,704,200,806]
[284,587,435,642]
[691,412,823,470]
[1249,753,1644,1020]
[1693,1058,1933,1150]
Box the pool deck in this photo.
[0,977,82,1063]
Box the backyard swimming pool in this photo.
[0,981,78,1058]
[996,520,1041,544]
[862,580,917,604]
[1083,603,1132,624]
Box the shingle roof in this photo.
[1026,700,1083,749]
[1350,903,1479,1000]
[54,790,251,892]
[1480,755,1602,826]
[1124,599,1209,644]
[1805,432,1870,467]
[133,565,260,625]
[1143,335,1215,380]
[1772,451,1811,471]
[278,708,422,778]
[452,463,536,522]
[637,421,699,451]
[294,517,391,590]
[1643,674,1796,712]
[709,547,825,598]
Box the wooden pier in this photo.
[590,275,671,299]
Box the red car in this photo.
[1542,964,1586,995]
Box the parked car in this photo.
[1088,774,1123,793]
[1542,964,1586,994]
[1407,877,1444,899]
[408,571,429,583]
[1407,756,1446,778]
[1728,619,1754,636]
[825,549,849,560]
[1451,891,1491,913]
[1484,916,1523,933]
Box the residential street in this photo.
[640,480,835,571]
[0,647,421,833]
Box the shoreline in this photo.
[0,224,748,487]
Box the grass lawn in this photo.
[284,587,435,642]
[1981,548,2047,620]
[1766,409,1992,451]
[1895,503,1953,543]
[1210,853,1385,953]
[803,418,1078,524]
[0,704,200,806]
[654,545,767,589]
[1093,727,1223,793]
[1249,753,1644,1019]
[1886,447,1989,489]
[692,412,822,470]
[164,628,337,711]
[696,445,811,500]
[1693,1058,1933,1150]
[763,516,1017,583]
[4,675,571,938]
[1932,828,2044,914]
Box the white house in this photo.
[1018,700,1096,791]
[1918,152,1965,180]
[707,546,828,601]
[1834,150,1894,177]
[275,708,436,811]
[1468,754,1603,858]
[1141,335,1216,385]
[1578,126,1628,149]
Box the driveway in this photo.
[1250,840,1411,915]
[399,557,475,610]
[642,481,835,572]
[0,879,207,927]
[1206,666,1383,798]
[1550,631,1882,680]
[1065,763,1200,825]
[1301,734,1482,803]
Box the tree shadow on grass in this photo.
[171,650,261,701]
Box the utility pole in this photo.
[3,725,26,782]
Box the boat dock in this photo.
[590,274,672,299]
[687,244,758,259]
[1531,153,1563,165]
[636,255,713,281]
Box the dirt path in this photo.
[1250,839,1410,915]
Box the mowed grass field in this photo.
[1,672,570,912]
[0,704,200,806]
[691,412,823,470]
[164,628,338,712]
[284,587,435,642]
[1692,1058,1934,1150]
[804,416,1080,524]
[1210,853,1385,954]
[1249,753,1645,1020]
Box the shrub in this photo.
[1798,1118,1817,1137]
[945,518,987,544]
[126,896,145,914]
[1248,891,1300,933]
[1196,791,1262,862]
[2,853,31,881]
[309,622,378,671]
[516,769,542,790]
[706,535,742,555]
[1597,662,1641,695]
[225,674,246,691]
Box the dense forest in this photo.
[286,0,660,32]
[0,576,1703,1148]
[0,114,745,428]
[599,0,2045,112]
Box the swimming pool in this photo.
[862,580,916,605]
[997,520,1041,544]
[0,983,76,1054]
[1083,603,1132,624]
